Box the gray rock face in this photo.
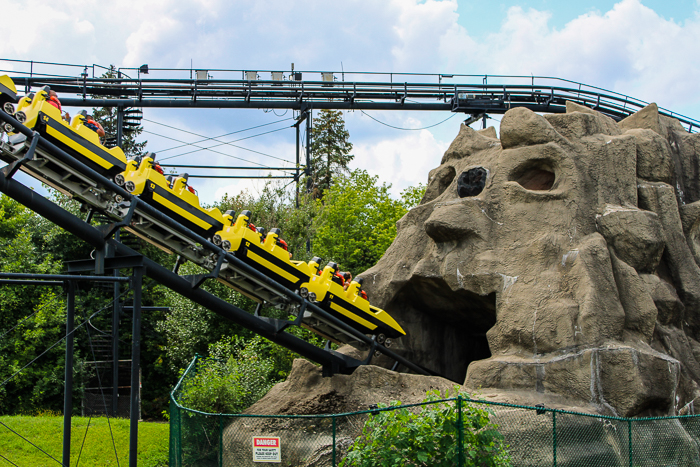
[362,102,700,417]
[242,360,700,466]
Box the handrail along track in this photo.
[6,74,699,132]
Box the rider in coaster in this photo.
[46,90,70,122]
[276,235,292,259]
[152,161,165,175]
[329,263,345,287]
[84,114,106,139]
[341,271,352,290]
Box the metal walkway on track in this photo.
[7,72,699,131]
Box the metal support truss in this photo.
[4,74,698,130]
[0,116,437,378]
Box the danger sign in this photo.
[252,436,281,463]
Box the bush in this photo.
[176,336,276,414]
[341,387,511,467]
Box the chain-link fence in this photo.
[169,356,700,466]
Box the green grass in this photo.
[0,415,169,467]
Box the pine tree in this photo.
[309,109,353,199]
[92,65,147,158]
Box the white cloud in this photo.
[450,0,700,113]
[3,0,700,206]
[352,128,449,197]
[390,0,467,71]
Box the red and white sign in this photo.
[252,436,281,463]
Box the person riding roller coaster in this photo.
[45,90,70,122]
[256,226,267,243]
[152,161,165,175]
[83,114,105,139]
[341,271,352,290]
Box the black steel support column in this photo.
[62,280,75,467]
[0,171,437,378]
[117,106,124,148]
[295,119,300,208]
[112,232,121,417]
[305,109,312,187]
[129,266,143,467]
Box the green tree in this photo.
[92,65,147,158]
[0,195,69,415]
[341,387,511,467]
[176,336,277,414]
[312,169,420,273]
[400,183,427,210]
[156,261,256,372]
[310,109,353,198]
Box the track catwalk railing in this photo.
[4,74,698,132]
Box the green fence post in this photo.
[332,416,337,467]
[628,419,632,467]
[178,404,183,467]
[552,411,557,467]
[457,396,464,467]
[219,414,224,467]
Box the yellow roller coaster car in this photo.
[9,86,127,178]
[300,262,406,342]
[215,210,314,291]
[0,75,17,106]
[120,154,226,238]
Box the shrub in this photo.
[341,387,511,467]
[176,336,276,414]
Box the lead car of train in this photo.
[0,76,405,348]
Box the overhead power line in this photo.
[159,126,293,162]
[144,117,294,153]
[143,130,277,167]
[360,110,457,130]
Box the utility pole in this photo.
[293,110,309,208]
[305,108,313,194]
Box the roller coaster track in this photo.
[0,108,437,378]
[8,74,699,132]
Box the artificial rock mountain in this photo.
[358,102,700,417]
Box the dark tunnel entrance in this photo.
[387,276,496,383]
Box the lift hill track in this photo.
[0,100,434,379]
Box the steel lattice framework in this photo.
[6,73,699,131]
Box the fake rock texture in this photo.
[361,102,700,417]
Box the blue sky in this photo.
[457,0,699,37]
[1,0,699,202]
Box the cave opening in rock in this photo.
[511,160,556,191]
[387,277,496,383]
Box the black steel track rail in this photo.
[8,76,699,131]
[0,109,437,378]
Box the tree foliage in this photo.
[0,196,69,414]
[155,261,256,372]
[341,387,512,467]
[310,109,353,198]
[313,169,424,273]
[176,336,277,414]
